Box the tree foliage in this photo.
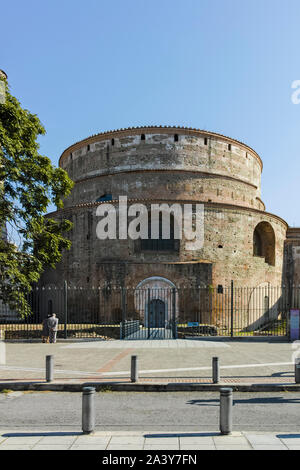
[0,76,74,316]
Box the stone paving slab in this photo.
[0,430,299,450]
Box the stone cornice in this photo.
[72,168,259,190]
[58,125,263,170]
[46,198,288,228]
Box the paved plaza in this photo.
[0,338,296,384]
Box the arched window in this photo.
[253,222,275,266]
[141,212,177,251]
[96,194,112,202]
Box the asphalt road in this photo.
[0,391,300,432]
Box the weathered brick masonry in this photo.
[42,126,289,291]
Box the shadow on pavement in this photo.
[276,433,300,439]
[187,396,300,406]
[2,431,82,437]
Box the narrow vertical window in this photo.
[204,138,208,145]
[174,134,178,142]
[141,134,145,141]
[111,138,115,146]
[228,144,232,151]
[87,144,90,152]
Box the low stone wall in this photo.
[1,326,120,340]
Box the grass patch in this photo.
[99,386,112,393]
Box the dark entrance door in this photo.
[149,299,165,328]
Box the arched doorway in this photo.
[135,276,178,329]
[128,276,178,339]
[149,299,166,328]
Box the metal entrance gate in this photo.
[149,299,165,328]
[120,288,177,339]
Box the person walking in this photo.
[42,314,51,343]
[47,313,59,344]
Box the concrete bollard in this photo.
[295,358,300,383]
[212,357,220,384]
[82,387,95,434]
[220,388,233,435]
[0,329,5,365]
[45,355,54,382]
[131,355,138,383]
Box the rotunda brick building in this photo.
[43,126,287,291]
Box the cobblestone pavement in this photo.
[0,430,299,450]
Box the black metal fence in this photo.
[0,283,295,339]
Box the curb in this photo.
[0,382,299,392]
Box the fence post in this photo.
[220,387,233,435]
[121,287,126,339]
[64,280,68,339]
[172,288,177,339]
[46,355,54,382]
[82,387,95,434]
[0,329,5,365]
[212,357,220,383]
[230,280,234,337]
[148,288,151,339]
[131,355,138,382]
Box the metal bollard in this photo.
[82,387,95,434]
[45,355,54,382]
[295,358,300,383]
[212,357,220,384]
[219,388,233,435]
[131,355,138,383]
[0,329,5,365]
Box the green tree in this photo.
[0,73,74,316]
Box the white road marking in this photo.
[104,362,294,376]
[0,361,294,377]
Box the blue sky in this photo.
[2,0,300,225]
